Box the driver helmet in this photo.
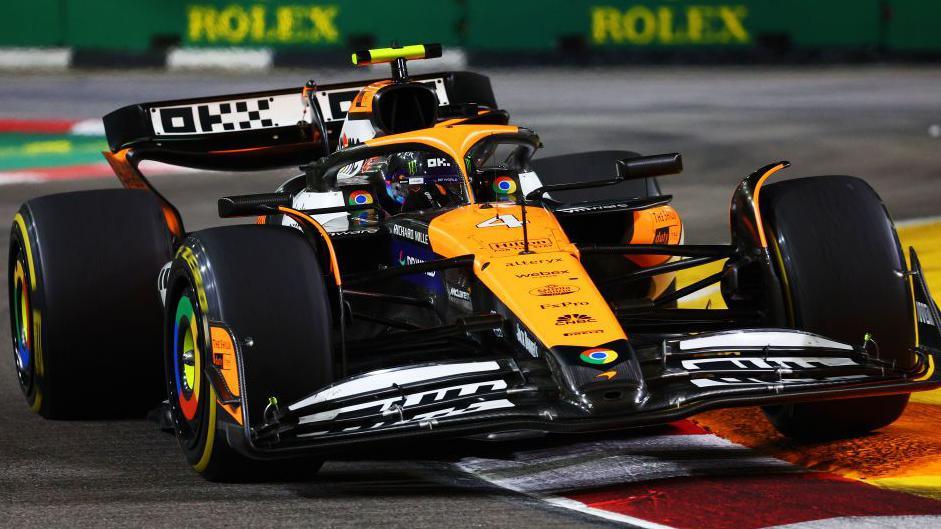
[384,151,463,210]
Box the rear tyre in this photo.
[8,190,172,418]
[759,175,914,440]
[165,225,333,482]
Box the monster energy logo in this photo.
[407,160,418,175]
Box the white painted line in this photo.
[765,515,941,529]
[459,434,793,494]
[0,47,72,70]
[69,118,105,136]
[542,496,679,529]
[167,47,273,71]
[0,172,47,185]
[458,432,793,529]
[897,215,941,229]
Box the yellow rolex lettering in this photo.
[623,6,656,44]
[589,4,749,46]
[274,6,298,42]
[218,5,251,43]
[719,6,750,43]
[591,7,623,44]
[188,6,218,43]
[686,6,706,42]
[186,4,341,45]
[310,6,340,42]
[250,5,266,41]
[657,7,674,44]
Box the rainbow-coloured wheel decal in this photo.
[11,257,32,383]
[492,176,518,195]
[172,294,201,421]
[580,348,618,365]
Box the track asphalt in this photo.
[0,67,939,528]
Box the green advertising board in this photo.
[465,0,885,52]
[1,1,939,57]
[2,1,461,52]
[181,0,461,49]
[885,0,941,51]
[0,0,65,47]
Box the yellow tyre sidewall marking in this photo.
[176,245,218,473]
[14,213,43,412]
[194,385,217,473]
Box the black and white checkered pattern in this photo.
[150,93,304,135]
[212,99,275,131]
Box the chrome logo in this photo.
[492,176,518,195]
[580,348,618,365]
[348,190,374,206]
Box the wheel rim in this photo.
[11,256,33,391]
[172,294,202,425]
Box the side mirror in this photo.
[218,193,292,218]
[616,153,683,180]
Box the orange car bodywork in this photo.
[366,125,681,349]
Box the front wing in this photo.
[241,332,939,457]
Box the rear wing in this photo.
[102,71,497,171]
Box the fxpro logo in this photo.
[539,301,589,310]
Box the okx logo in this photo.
[555,314,596,326]
[156,98,277,134]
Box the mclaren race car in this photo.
[8,44,941,481]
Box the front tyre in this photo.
[164,225,333,481]
[760,175,914,439]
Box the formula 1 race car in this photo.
[9,44,941,481]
